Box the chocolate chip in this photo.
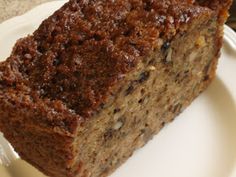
[104,129,114,141]
[37,46,45,53]
[144,1,152,11]
[94,34,102,41]
[140,129,146,134]
[125,85,134,96]
[53,58,61,66]
[175,73,181,83]
[203,75,210,81]
[57,73,67,80]
[139,71,150,83]
[184,70,189,74]
[113,108,121,114]
[70,83,77,90]
[78,40,83,45]
[161,122,166,127]
[141,88,145,95]
[161,41,170,51]
[124,29,132,37]
[12,83,16,89]
[74,71,81,78]
[204,62,211,75]
[100,103,105,109]
[138,98,144,104]
[148,59,155,65]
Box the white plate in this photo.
[0,1,236,177]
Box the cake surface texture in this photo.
[0,0,232,177]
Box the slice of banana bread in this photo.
[0,0,232,177]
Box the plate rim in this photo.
[0,1,236,177]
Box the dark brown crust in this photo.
[196,0,233,24]
[0,1,232,130]
[0,0,217,126]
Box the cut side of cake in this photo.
[0,0,232,177]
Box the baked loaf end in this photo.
[0,0,232,177]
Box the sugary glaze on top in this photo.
[0,0,232,133]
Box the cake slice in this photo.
[0,0,232,177]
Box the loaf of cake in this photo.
[0,0,232,177]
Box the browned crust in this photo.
[0,0,221,129]
[196,0,233,24]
